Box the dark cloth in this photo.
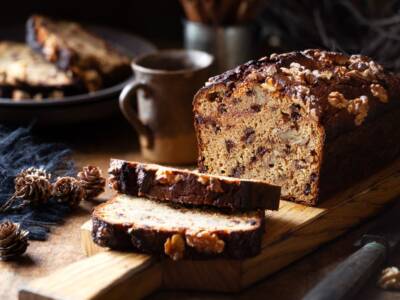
[0,125,76,240]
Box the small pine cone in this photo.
[14,167,52,205]
[77,166,106,199]
[53,177,85,209]
[0,220,29,261]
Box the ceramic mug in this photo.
[119,49,214,164]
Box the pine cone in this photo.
[53,177,85,209]
[77,166,106,199]
[0,220,29,261]
[14,167,51,206]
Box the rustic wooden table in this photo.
[1,116,399,300]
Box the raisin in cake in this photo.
[92,194,264,260]
[193,49,400,205]
[27,15,132,91]
[108,159,280,211]
[0,42,81,100]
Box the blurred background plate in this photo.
[0,25,156,125]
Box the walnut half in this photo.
[164,234,185,261]
[155,169,183,185]
[378,266,400,290]
[186,230,225,254]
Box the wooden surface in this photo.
[2,118,400,300]
[76,157,400,296]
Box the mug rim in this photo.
[131,49,214,75]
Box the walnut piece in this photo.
[208,178,224,193]
[186,230,225,254]
[347,96,369,126]
[261,78,277,92]
[328,91,348,109]
[197,175,209,185]
[378,267,400,290]
[328,92,369,125]
[370,83,388,103]
[164,234,185,261]
[155,169,183,185]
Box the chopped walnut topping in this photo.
[155,169,183,185]
[328,91,348,109]
[164,234,185,261]
[313,70,333,80]
[347,96,369,126]
[370,83,388,103]
[186,231,225,254]
[261,78,277,92]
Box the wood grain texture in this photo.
[19,251,161,300]
[72,158,400,295]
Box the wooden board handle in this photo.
[303,241,387,300]
[19,251,162,300]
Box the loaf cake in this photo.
[92,194,265,260]
[27,15,132,91]
[193,49,400,205]
[0,42,81,100]
[109,159,280,211]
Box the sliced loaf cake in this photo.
[108,159,280,211]
[193,49,400,205]
[92,194,265,260]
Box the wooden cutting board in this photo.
[19,159,400,300]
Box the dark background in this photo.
[0,1,185,44]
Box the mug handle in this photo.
[119,80,153,148]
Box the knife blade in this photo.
[303,201,400,300]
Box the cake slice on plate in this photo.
[27,15,132,91]
[0,41,82,100]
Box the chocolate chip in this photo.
[194,115,205,125]
[213,123,221,133]
[250,146,268,164]
[284,144,291,154]
[225,140,235,153]
[207,92,220,102]
[310,149,317,156]
[246,89,255,96]
[304,183,311,195]
[241,127,255,144]
[310,173,318,182]
[250,104,261,112]
[218,103,227,114]
[281,111,290,123]
[290,104,301,121]
[257,146,268,157]
[231,164,245,177]
[209,120,221,133]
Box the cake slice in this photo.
[108,159,280,211]
[0,42,81,100]
[92,194,265,260]
[27,15,132,91]
[193,49,400,205]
